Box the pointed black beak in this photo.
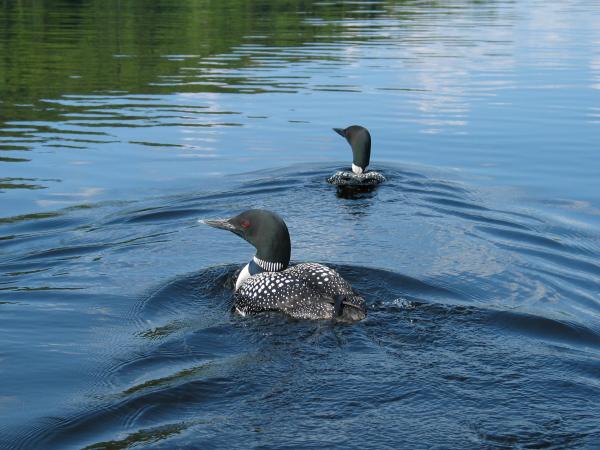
[333,127,346,138]
[200,218,239,234]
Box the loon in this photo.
[202,209,366,322]
[328,125,385,186]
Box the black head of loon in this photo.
[333,125,371,174]
[203,209,291,272]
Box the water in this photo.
[1,0,600,448]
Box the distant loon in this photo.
[328,125,385,186]
[202,209,366,322]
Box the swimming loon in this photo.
[202,209,366,322]
[328,125,385,186]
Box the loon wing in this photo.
[289,263,366,320]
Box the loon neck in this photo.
[252,255,285,272]
[235,256,286,290]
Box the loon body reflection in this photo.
[328,125,385,186]
[202,209,366,322]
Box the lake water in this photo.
[1,1,600,448]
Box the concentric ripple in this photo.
[1,162,599,448]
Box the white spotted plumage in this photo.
[234,263,365,320]
[327,170,385,186]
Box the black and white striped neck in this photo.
[253,256,285,272]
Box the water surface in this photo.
[1,1,600,448]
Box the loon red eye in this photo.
[241,219,251,229]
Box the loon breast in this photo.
[234,263,366,321]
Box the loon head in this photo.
[333,125,371,175]
[202,209,291,271]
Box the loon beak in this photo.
[200,218,237,232]
[333,127,346,138]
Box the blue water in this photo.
[1,1,600,448]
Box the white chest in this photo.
[352,163,364,174]
[235,263,251,291]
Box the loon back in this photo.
[327,170,385,187]
[235,263,366,322]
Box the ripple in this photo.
[2,0,600,445]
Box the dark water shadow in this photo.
[3,161,600,449]
[13,254,600,449]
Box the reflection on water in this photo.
[1,0,600,448]
[1,0,599,216]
